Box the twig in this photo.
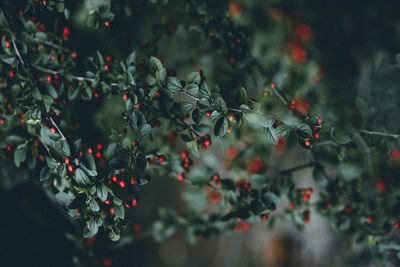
[273,89,289,106]
[279,161,315,175]
[359,129,400,139]
[12,40,25,65]
[28,37,71,52]
[50,117,66,140]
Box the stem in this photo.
[273,89,289,106]
[279,161,315,175]
[359,129,400,139]
[180,91,199,101]
[12,40,25,65]
[50,117,66,140]
[28,37,71,52]
[178,117,201,138]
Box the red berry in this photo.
[131,198,138,206]
[154,91,161,97]
[367,215,375,224]
[260,214,269,221]
[4,41,11,48]
[177,173,185,181]
[344,206,352,214]
[181,150,189,159]
[118,180,126,188]
[130,177,137,185]
[104,21,110,27]
[376,179,386,193]
[87,147,93,154]
[95,152,102,159]
[62,26,71,41]
[96,143,103,150]
[0,117,5,125]
[304,138,312,148]
[313,131,321,139]
[111,175,118,183]
[106,55,113,63]
[71,51,78,59]
[158,155,167,163]
[8,70,15,78]
[122,94,129,101]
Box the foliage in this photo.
[1,0,400,265]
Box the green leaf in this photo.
[55,192,75,206]
[186,72,201,85]
[192,109,203,124]
[275,125,291,138]
[97,184,109,202]
[186,83,199,95]
[214,96,227,114]
[295,123,312,137]
[264,126,277,145]
[331,128,352,144]
[167,77,182,93]
[108,226,120,241]
[126,51,136,66]
[237,87,247,105]
[140,124,152,137]
[214,117,228,137]
[180,102,195,114]
[88,198,100,212]
[136,153,147,170]
[105,143,117,158]
[114,205,125,219]
[199,81,211,98]
[149,56,163,72]
[75,168,91,186]
[108,158,127,170]
[14,144,27,167]
[83,219,99,238]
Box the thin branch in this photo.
[273,89,289,106]
[28,37,71,52]
[12,40,25,65]
[359,129,400,139]
[177,117,201,138]
[279,161,315,175]
[180,91,199,101]
[50,117,66,140]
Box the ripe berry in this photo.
[304,138,312,147]
[376,179,386,193]
[154,91,161,97]
[104,21,110,27]
[95,152,102,159]
[122,94,129,101]
[111,175,118,183]
[313,131,321,139]
[118,180,126,188]
[260,214,269,221]
[4,41,11,48]
[367,215,375,224]
[0,117,5,125]
[96,143,103,150]
[177,173,185,181]
[158,155,167,163]
[181,150,189,159]
[8,70,15,78]
[131,198,138,206]
[87,147,93,154]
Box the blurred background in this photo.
[2,0,400,266]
